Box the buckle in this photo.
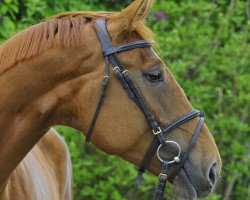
[159,173,168,178]
[153,127,162,135]
[122,70,129,74]
[113,66,120,71]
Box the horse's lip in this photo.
[183,164,213,198]
[171,167,198,200]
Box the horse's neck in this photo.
[0,46,87,187]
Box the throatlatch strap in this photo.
[85,57,110,142]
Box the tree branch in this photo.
[223,172,239,200]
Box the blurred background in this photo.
[0,0,249,199]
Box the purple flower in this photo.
[154,11,168,20]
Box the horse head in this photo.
[74,0,222,199]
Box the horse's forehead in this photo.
[112,33,161,70]
[142,47,161,61]
[117,48,160,72]
[138,47,162,69]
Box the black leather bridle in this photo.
[85,19,205,200]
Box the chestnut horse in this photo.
[0,0,221,199]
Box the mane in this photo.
[0,11,154,75]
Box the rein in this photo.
[85,19,204,200]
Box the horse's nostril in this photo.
[208,162,217,186]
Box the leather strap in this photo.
[168,113,204,182]
[85,57,109,142]
[153,161,169,200]
[103,40,154,56]
[135,110,201,185]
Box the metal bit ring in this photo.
[156,141,181,164]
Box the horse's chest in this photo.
[4,149,60,200]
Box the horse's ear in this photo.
[121,0,154,28]
[108,0,154,38]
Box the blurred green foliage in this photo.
[0,0,249,199]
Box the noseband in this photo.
[85,19,205,200]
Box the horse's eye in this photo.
[145,72,163,83]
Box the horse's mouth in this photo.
[148,161,198,199]
[171,165,213,200]
[171,168,198,200]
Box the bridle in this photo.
[85,19,205,200]
[86,18,205,200]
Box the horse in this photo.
[0,0,221,199]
